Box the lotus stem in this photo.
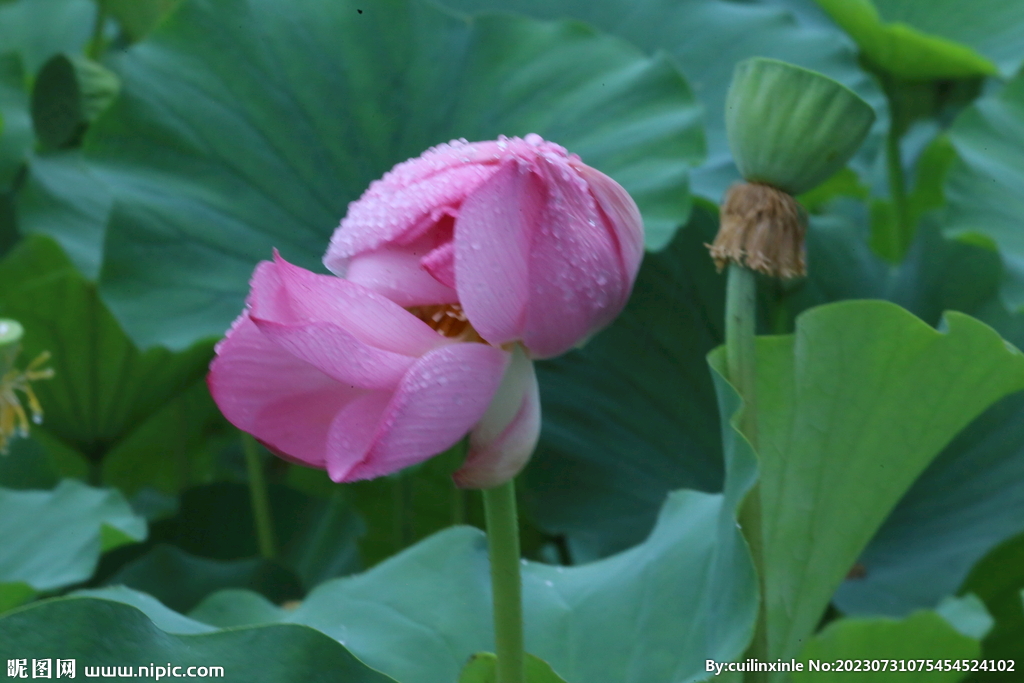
[86,1,108,60]
[726,265,768,681]
[451,438,469,526]
[392,469,413,551]
[726,265,759,444]
[88,461,103,487]
[885,123,910,259]
[483,479,525,683]
[242,432,277,560]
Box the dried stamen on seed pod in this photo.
[707,182,807,279]
[407,303,485,343]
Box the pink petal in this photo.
[325,135,581,269]
[572,161,645,293]
[341,247,459,307]
[249,253,444,356]
[325,150,498,263]
[420,241,456,289]
[520,157,625,358]
[454,159,544,347]
[331,343,510,482]
[208,313,366,469]
[251,319,415,390]
[454,345,540,489]
[324,392,393,482]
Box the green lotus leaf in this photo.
[712,301,1024,661]
[460,652,568,683]
[15,150,112,279]
[959,532,1024,675]
[0,235,212,463]
[754,207,1024,620]
[527,201,1024,578]
[0,479,146,594]
[188,588,287,630]
[0,436,58,490]
[105,0,181,41]
[438,0,884,201]
[84,482,759,683]
[527,204,725,561]
[0,596,398,682]
[0,582,34,613]
[946,70,1024,313]
[815,0,1024,79]
[0,52,30,191]
[87,0,703,349]
[140,481,364,593]
[794,597,987,682]
[105,545,303,614]
[833,388,1024,618]
[0,0,94,75]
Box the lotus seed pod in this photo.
[31,54,121,149]
[725,57,876,195]
[0,319,23,349]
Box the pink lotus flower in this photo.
[208,253,539,489]
[325,134,644,359]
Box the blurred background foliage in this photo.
[1,0,1024,681]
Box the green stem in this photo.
[87,460,103,487]
[885,122,910,258]
[726,265,758,446]
[483,480,525,683]
[452,483,467,527]
[242,432,277,560]
[392,470,413,552]
[451,439,468,526]
[86,1,108,60]
[175,398,190,490]
[726,265,768,681]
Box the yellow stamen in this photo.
[0,350,54,454]
[406,303,484,343]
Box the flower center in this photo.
[407,303,484,343]
[0,350,54,454]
